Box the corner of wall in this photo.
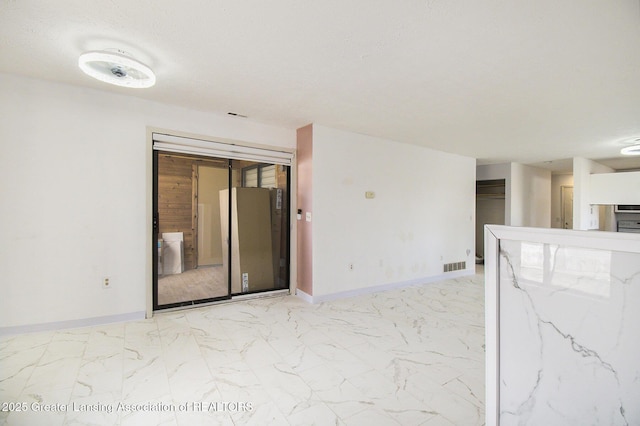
[296,124,313,296]
[573,157,615,230]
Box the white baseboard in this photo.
[0,311,146,336]
[295,269,474,304]
[295,288,314,303]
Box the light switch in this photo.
[365,191,375,199]
[306,212,312,222]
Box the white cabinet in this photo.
[589,171,640,205]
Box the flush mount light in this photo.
[620,137,640,156]
[78,49,155,88]
[621,144,640,156]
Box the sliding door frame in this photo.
[146,128,296,318]
[152,152,232,310]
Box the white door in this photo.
[561,186,574,229]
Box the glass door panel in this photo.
[153,151,290,310]
[227,160,290,295]
[153,151,230,309]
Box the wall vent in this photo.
[444,261,466,273]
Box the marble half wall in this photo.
[484,225,640,426]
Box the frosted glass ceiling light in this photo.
[78,49,155,88]
[620,137,640,156]
[621,144,640,156]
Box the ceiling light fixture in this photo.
[78,49,156,88]
[620,137,640,156]
[621,144,640,156]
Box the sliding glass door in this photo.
[152,143,290,310]
[225,160,290,295]
[153,152,231,309]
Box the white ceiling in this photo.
[2,0,640,171]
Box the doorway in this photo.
[152,148,291,311]
[476,179,506,261]
[561,185,574,229]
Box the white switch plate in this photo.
[306,212,312,222]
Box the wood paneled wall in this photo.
[157,154,196,271]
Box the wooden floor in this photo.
[157,265,227,305]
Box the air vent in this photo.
[444,261,466,273]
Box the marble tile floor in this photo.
[0,271,485,425]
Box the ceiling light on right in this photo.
[620,137,640,156]
[621,144,640,156]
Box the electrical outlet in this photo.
[102,277,110,289]
[348,263,354,271]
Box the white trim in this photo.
[146,128,154,319]
[296,270,474,304]
[0,311,146,337]
[231,289,290,301]
[153,290,291,314]
[484,225,500,426]
[153,132,294,165]
[486,225,640,252]
[295,288,314,303]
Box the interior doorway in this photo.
[476,179,506,261]
[152,149,290,311]
[561,185,574,230]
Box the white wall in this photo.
[510,163,551,227]
[573,157,614,230]
[550,174,574,228]
[476,163,551,228]
[0,73,295,330]
[310,125,476,297]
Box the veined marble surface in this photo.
[499,241,640,425]
[0,272,484,425]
